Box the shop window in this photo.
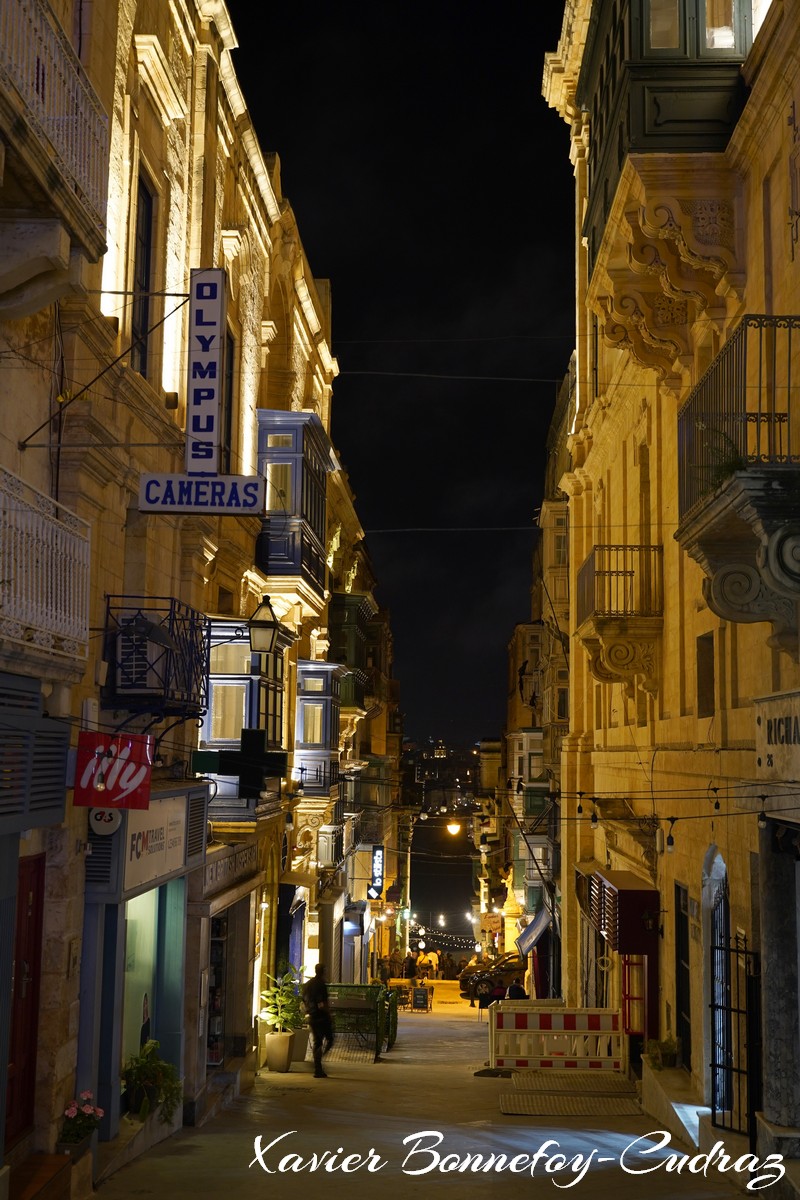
[122,889,158,1066]
[207,914,227,1067]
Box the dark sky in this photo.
[227,2,575,745]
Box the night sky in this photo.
[227,2,575,746]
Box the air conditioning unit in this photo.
[115,629,164,693]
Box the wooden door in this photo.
[5,854,45,1146]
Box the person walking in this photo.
[427,947,440,979]
[403,951,416,979]
[301,963,335,1078]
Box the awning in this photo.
[515,906,553,957]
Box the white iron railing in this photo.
[0,0,108,236]
[0,467,90,662]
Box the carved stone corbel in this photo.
[580,622,661,697]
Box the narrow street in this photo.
[94,984,748,1200]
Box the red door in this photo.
[5,854,45,1147]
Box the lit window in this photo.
[302,702,324,744]
[210,681,247,741]
[650,0,679,48]
[266,462,291,511]
[705,0,735,47]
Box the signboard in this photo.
[124,795,186,890]
[73,732,154,810]
[367,844,384,900]
[137,266,265,516]
[89,808,123,835]
[755,691,800,779]
[186,268,225,474]
[412,987,430,1011]
[138,473,265,514]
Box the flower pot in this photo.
[265,1031,295,1073]
[56,1133,93,1161]
[126,1083,160,1120]
[291,1027,311,1062]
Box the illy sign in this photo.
[186,267,225,474]
[73,731,154,810]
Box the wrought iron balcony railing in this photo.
[0,0,108,238]
[103,596,210,716]
[678,315,800,520]
[577,545,664,626]
[0,466,90,666]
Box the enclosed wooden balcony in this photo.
[676,315,800,657]
[576,544,663,696]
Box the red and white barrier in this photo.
[488,1005,624,1070]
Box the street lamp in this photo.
[248,595,280,653]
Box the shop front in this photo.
[78,783,208,1140]
[184,839,265,1124]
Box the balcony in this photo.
[0,0,108,315]
[576,544,663,695]
[675,315,800,656]
[102,596,210,717]
[0,466,90,679]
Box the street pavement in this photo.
[95,982,761,1199]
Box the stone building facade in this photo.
[544,0,800,1167]
[0,0,399,1192]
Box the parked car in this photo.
[458,952,523,996]
[465,956,527,999]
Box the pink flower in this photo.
[95,1108,104,1118]
[79,1090,93,1101]
[81,1105,94,1115]
[65,1105,78,1118]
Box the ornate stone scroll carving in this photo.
[580,621,661,697]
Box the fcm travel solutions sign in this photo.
[124,796,186,891]
[138,268,266,514]
[755,690,800,779]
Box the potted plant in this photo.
[645,1034,679,1070]
[56,1091,103,1159]
[122,1039,183,1123]
[259,967,305,1072]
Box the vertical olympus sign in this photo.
[186,267,224,474]
[138,267,266,514]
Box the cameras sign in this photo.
[367,844,384,899]
[138,268,266,515]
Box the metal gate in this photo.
[710,891,762,1151]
